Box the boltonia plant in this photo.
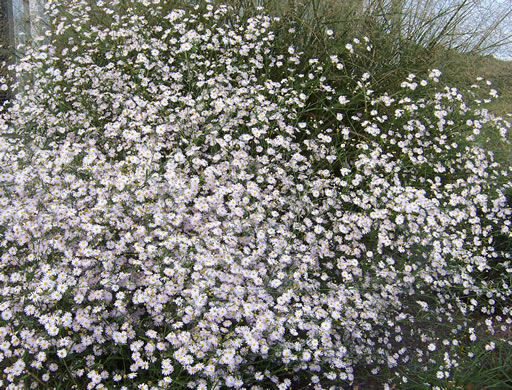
[0,0,511,389]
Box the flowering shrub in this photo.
[0,1,511,389]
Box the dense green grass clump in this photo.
[0,0,511,388]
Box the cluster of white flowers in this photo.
[0,0,510,388]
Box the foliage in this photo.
[0,0,511,389]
